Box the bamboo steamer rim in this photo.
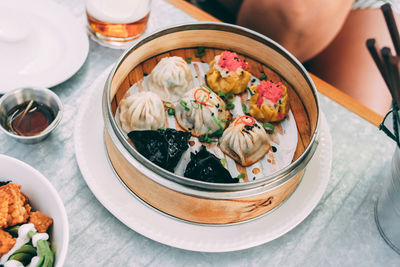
[102,22,320,193]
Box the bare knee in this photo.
[237,0,353,61]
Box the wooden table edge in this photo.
[164,0,383,127]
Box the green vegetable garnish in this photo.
[199,133,218,143]
[5,225,20,237]
[9,252,33,266]
[220,158,227,167]
[242,103,248,114]
[11,244,36,256]
[226,93,234,101]
[218,92,226,101]
[25,231,54,267]
[211,114,223,130]
[226,102,235,110]
[259,74,267,81]
[210,128,224,138]
[179,100,190,111]
[247,87,254,96]
[221,118,228,123]
[237,172,245,179]
[167,108,175,116]
[165,102,172,108]
[195,47,206,58]
[186,57,192,64]
[8,244,36,265]
[36,239,54,267]
[263,122,275,134]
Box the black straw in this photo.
[381,3,400,55]
[366,39,391,87]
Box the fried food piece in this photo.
[29,211,53,233]
[0,190,9,228]
[0,184,30,228]
[0,229,16,257]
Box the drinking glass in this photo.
[85,0,151,48]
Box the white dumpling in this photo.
[220,115,270,166]
[175,86,229,137]
[148,56,194,102]
[119,91,165,133]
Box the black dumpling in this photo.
[184,146,239,183]
[162,128,192,172]
[128,130,168,169]
[128,128,191,172]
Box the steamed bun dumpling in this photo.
[148,56,194,102]
[206,51,251,94]
[119,91,165,133]
[249,80,289,123]
[175,86,230,137]
[220,115,270,166]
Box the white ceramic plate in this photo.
[0,0,89,93]
[74,67,332,252]
[0,154,69,266]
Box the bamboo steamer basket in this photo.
[102,22,320,225]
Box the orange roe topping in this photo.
[217,51,250,72]
[235,115,255,126]
[194,87,213,107]
[256,80,284,106]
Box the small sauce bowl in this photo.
[0,87,63,144]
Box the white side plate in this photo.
[0,0,89,93]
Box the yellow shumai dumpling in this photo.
[206,51,251,94]
[249,80,289,123]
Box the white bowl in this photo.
[0,154,68,267]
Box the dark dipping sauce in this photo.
[6,101,55,136]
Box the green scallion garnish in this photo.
[226,93,234,101]
[220,158,227,167]
[167,108,175,116]
[218,92,226,100]
[179,100,190,111]
[237,172,245,179]
[242,103,248,114]
[259,74,267,81]
[199,133,218,143]
[226,102,235,110]
[186,57,192,64]
[210,128,223,137]
[247,87,254,96]
[263,122,275,134]
[195,47,206,58]
[211,114,223,130]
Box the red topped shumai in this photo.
[249,80,289,122]
[206,51,252,94]
[217,51,250,72]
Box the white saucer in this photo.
[0,0,89,93]
[74,66,332,252]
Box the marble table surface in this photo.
[1,0,400,266]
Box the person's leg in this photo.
[231,0,354,62]
[308,8,396,115]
